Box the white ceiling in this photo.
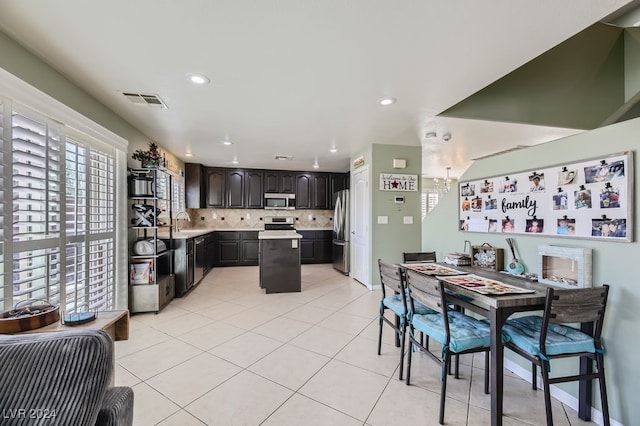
[0,0,634,178]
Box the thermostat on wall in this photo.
[394,196,404,204]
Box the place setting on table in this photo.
[436,274,536,295]
[400,261,536,296]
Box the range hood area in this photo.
[440,19,640,130]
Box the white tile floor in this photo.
[115,264,596,426]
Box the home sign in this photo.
[379,173,418,191]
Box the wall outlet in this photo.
[212,212,217,219]
[308,214,313,220]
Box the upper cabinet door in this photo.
[264,171,279,193]
[206,168,226,208]
[185,162,205,208]
[295,173,312,209]
[245,170,264,209]
[330,173,350,208]
[279,172,295,194]
[264,170,295,193]
[226,169,246,208]
[311,173,330,209]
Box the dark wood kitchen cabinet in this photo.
[185,162,205,209]
[214,231,259,266]
[299,230,332,264]
[330,173,349,208]
[264,171,295,194]
[316,230,333,262]
[311,173,330,209]
[215,231,240,266]
[240,231,259,265]
[206,168,226,208]
[226,169,245,208]
[245,170,264,209]
[299,230,316,263]
[186,163,346,210]
[295,173,312,209]
[227,169,263,209]
[295,173,330,209]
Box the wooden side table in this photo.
[17,310,130,341]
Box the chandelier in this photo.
[433,167,452,193]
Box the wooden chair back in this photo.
[404,269,445,315]
[541,285,609,346]
[378,259,403,300]
[403,251,436,263]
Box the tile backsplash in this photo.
[181,209,334,230]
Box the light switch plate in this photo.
[403,216,413,224]
[292,239,298,248]
[378,216,389,224]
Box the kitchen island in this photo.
[258,230,302,294]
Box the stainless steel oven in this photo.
[264,216,295,230]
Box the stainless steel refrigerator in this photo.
[332,189,350,275]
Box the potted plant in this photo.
[132,142,161,168]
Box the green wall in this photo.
[353,144,421,287]
[441,23,625,130]
[423,118,640,424]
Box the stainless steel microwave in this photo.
[264,193,295,210]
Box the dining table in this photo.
[401,262,595,426]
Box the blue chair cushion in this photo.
[382,294,434,316]
[503,315,595,358]
[411,310,494,353]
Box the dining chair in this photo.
[377,260,433,380]
[404,269,490,425]
[502,285,610,426]
[403,251,437,263]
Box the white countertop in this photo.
[158,227,331,239]
[258,230,303,240]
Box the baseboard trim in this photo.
[503,358,622,426]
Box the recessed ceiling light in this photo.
[231,157,239,165]
[329,147,337,153]
[185,152,193,157]
[378,97,396,106]
[222,139,233,146]
[313,161,319,169]
[425,131,437,139]
[186,73,210,85]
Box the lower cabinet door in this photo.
[241,239,259,265]
[217,241,241,266]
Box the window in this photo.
[172,173,185,214]
[0,99,5,304]
[421,190,440,219]
[1,101,121,313]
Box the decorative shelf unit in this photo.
[128,167,175,313]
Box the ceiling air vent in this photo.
[275,155,293,161]
[121,92,168,109]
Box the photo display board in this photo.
[458,151,634,242]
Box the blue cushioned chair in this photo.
[377,260,433,380]
[404,269,491,425]
[503,285,610,426]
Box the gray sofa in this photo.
[0,329,133,425]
